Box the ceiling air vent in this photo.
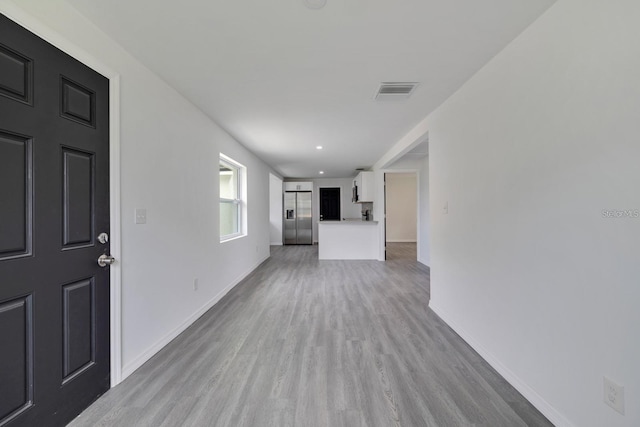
[375,82,419,101]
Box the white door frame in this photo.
[379,169,420,261]
[0,4,124,386]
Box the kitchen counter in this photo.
[319,219,378,224]
[318,220,379,260]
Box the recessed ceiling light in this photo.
[316,145,323,150]
[319,171,325,174]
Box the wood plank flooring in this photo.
[69,245,552,427]
[386,242,417,261]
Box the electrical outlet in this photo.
[193,278,198,291]
[603,376,625,415]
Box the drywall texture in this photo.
[385,173,417,242]
[3,0,275,379]
[428,1,640,426]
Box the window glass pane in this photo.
[219,163,237,200]
[220,201,239,237]
[220,154,245,241]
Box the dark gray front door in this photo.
[319,187,340,221]
[0,14,110,427]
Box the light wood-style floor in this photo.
[386,242,417,261]
[69,245,552,427]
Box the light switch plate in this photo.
[135,208,147,224]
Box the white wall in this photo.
[418,158,430,266]
[2,0,276,381]
[386,156,424,170]
[424,1,640,426]
[385,173,417,242]
[308,177,361,243]
[269,173,283,245]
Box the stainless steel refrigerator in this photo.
[284,191,312,245]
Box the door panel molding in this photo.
[60,76,96,128]
[0,130,33,260]
[62,147,96,249]
[0,295,34,426]
[62,277,96,384]
[0,42,33,105]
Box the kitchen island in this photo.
[318,220,379,260]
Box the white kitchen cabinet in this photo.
[353,171,374,203]
[284,181,313,191]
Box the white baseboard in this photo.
[429,302,573,427]
[121,254,270,380]
[270,241,283,246]
[417,259,430,269]
[386,239,417,243]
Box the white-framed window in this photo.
[219,154,246,241]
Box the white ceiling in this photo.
[68,0,554,178]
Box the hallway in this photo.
[70,246,550,427]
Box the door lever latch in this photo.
[97,254,116,267]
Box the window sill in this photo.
[220,233,246,243]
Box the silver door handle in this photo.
[98,254,116,267]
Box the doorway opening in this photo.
[319,187,341,221]
[384,172,418,261]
